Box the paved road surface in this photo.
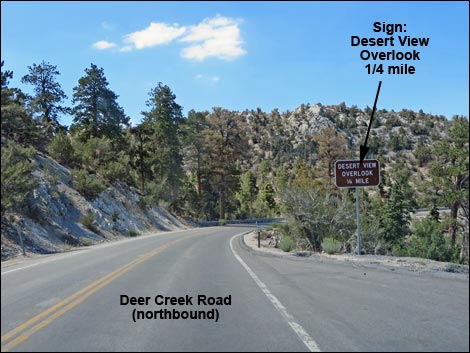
[1,226,469,351]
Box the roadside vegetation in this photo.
[1,60,468,263]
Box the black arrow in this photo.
[360,81,382,165]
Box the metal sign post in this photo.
[335,159,381,256]
[17,228,26,256]
[355,187,361,256]
[257,221,260,248]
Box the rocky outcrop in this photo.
[1,154,187,261]
[285,104,336,147]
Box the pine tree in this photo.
[21,61,69,137]
[181,110,210,197]
[140,83,184,206]
[48,131,76,165]
[429,116,469,260]
[1,141,37,215]
[1,61,41,146]
[236,170,258,217]
[253,182,278,217]
[313,126,349,186]
[129,125,151,193]
[71,63,129,140]
[203,108,248,219]
[179,110,216,218]
[381,177,416,247]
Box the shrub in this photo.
[48,132,76,165]
[46,175,60,184]
[79,237,93,246]
[129,229,140,237]
[414,144,432,166]
[112,210,120,222]
[265,225,275,231]
[277,223,290,237]
[394,217,457,262]
[218,219,227,226]
[142,179,173,207]
[280,187,355,251]
[321,237,341,254]
[1,142,37,215]
[270,222,283,229]
[72,136,112,171]
[279,236,295,252]
[72,169,106,200]
[98,159,131,184]
[80,212,99,233]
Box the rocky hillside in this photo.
[2,100,465,261]
[244,103,449,160]
[1,153,187,261]
[241,103,454,204]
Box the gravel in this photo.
[243,231,469,279]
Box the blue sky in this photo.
[2,1,469,127]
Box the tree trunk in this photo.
[328,160,332,186]
[196,154,202,197]
[219,174,226,220]
[92,95,98,137]
[460,231,469,265]
[219,190,225,220]
[449,200,459,247]
[138,132,145,193]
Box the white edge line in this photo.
[229,233,321,352]
[1,227,208,276]
[1,262,43,275]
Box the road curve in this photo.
[1,225,469,352]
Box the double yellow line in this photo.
[1,234,195,351]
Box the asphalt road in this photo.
[1,225,469,352]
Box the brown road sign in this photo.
[335,159,380,188]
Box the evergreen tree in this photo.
[71,63,129,140]
[140,83,184,206]
[99,88,128,139]
[48,131,76,165]
[313,126,349,186]
[203,108,248,219]
[403,217,455,262]
[181,110,210,198]
[288,158,325,192]
[180,110,219,219]
[21,61,69,137]
[236,170,258,217]
[253,182,278,217]
[129,125,152,193]
[381,177,416,247]
[430,116,469,260]
[1,61,41,146]
[257,160,270,186]
[1,141,37,215]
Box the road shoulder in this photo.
[241,231,469,281]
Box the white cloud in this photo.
[129,117,138,127]
[180,15,246,61]
[194,74,220,84]
[91,15,246,61]
[123,22,186,49]
[93,40,117,50]
[101,21,116,31]
[119,45,133,52]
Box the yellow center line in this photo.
[1,233,196,351]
